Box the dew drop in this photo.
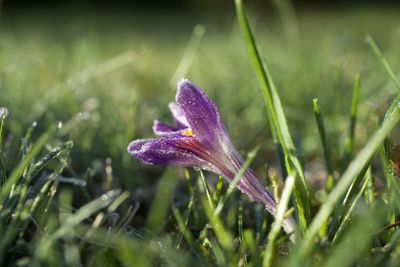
[31,121,37,128]
[57,121,63,129]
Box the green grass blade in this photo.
[363,167,375,205]
[0,110,7,185]
[0,125,56,205]
[296,97,400,258]
[313,98,334,191]
[235,0,310,233]
[0,108,7,155]
[202,196,233,253]
[348,74,360,156]
[198,170,215,211]
[27,140,73,180]
[366,35,400,92]
[263,173,296,267]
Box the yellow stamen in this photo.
[181,129,195,137]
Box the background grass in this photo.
[1,3,400,266]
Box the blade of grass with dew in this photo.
[146,168,178,233]
[2,140,72,213]
[235,0,310,233]
[0,149,71,263]
[313,98,334,192]
[27,141,73,180]
[0,125,56,205]
[294,97,400,259]
[171,24,206,86]
[16,122,37,164]
[366,35,400,92]
[263,173,296,267]
[13,141,73,218]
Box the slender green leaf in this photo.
[235,0,310,233]
[313,98,334,191]
[263,173,296,267]
[366,35,400,92]
[348,74,361,156]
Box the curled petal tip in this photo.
[177,78,192,89]
[127,139,146,156]
[127,139,160,165]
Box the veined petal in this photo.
[127,135,213,170]
[168,102,189,128]
[152,120,180,136]
[176,79,228,142]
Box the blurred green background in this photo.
[1,0,400,223]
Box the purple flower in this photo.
[128,79,295,234]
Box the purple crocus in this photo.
[127,79,295,235]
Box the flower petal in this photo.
[152,120,180,136]
[168,102,189,128]
[176,79,228,141]
[127,135,212,169]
